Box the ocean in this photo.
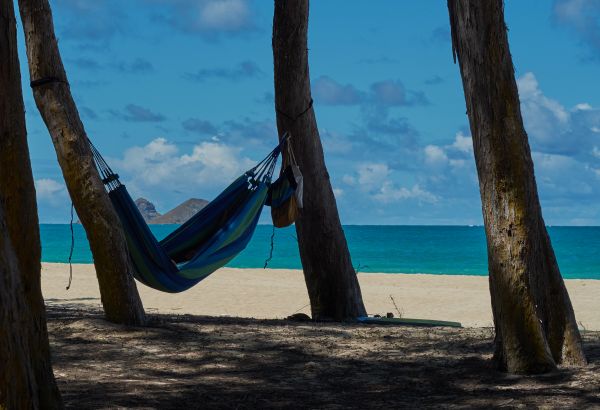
[40,225,600,279]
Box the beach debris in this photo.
[286,313,311,322]
[389,295,403,318]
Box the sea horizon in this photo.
[40,224,600,280]
[40,222,600,227]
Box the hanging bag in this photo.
[266,136,303,227]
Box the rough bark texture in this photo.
[0,206,38,409]
[272,0,366,321]
[18,0,145,325]
[0,0,62,406]
[447,0,586,373]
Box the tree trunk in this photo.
[272,0,366,321]
[447,0,586,373]
[0,0,62,406]
[0,205,38,409]
[18,0,145,325]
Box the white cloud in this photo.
[534,152,578,171]
[35,178,66,199]
[321,130,354,154]
[410,71,600,219]
[146,0,255,36]
[533,151,594,196]
[35,178,69,207]
[199,0,251,30]
[115,138,255,192]
[421,132,473,174]
[356,163,390,187]
[347,161,438,204]
[518,72,568,123]
[515,72,600,160]
[424,145,448,166]
[574,103,593,111]
[554,0,588,21]
[342,175,356,185]
[517,72,570,147]
[553,0,600,57]
[449,159,467,168]
[374,182,438,204]
[450,132,473,153]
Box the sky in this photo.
[15,0,600,225]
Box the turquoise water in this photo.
[40,225,600,279]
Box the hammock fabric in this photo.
[90,140,284,293]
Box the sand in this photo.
[41,263,600,330]
[45,306,600,409]
[41,263,600,407]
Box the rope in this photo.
[66,202,75,290]
[30,76,68,88]
[29,77,113,184]
[86,137,124,191]
[275,99,306,171]
[263,225,276,269]
[251,133,288,182]
[28,78,120,190]
[275,98,313,126]
[286,134,299,168]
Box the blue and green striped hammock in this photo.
[90,140,285,293]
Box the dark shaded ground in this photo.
[46,304,600,409]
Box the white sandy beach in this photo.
[41,263,600,330]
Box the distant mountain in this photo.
[134,198,162,223]
[141,198,209,225]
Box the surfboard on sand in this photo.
[357,316,462,328]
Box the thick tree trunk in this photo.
[18,0,145,325]
[272,0,366,321]
[0,0,62,406]
[0,206,38,409]
[447,0,586,373]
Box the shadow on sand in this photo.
[46,305,600,409]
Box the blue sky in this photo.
[17,0,600,225]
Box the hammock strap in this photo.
[87,138,122,192]
[30,74,285,189]
[30,76,68,88]
[251,133,288,182]
[275,98,313,125]
[88,134,284,192]
[275,96,310,170]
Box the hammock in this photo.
[90,139,284,293]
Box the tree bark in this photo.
[272,0,366,321]
[447,0,586,373]
[18,0,145,325]
[0,205,38,409]
[0,0,62,406]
